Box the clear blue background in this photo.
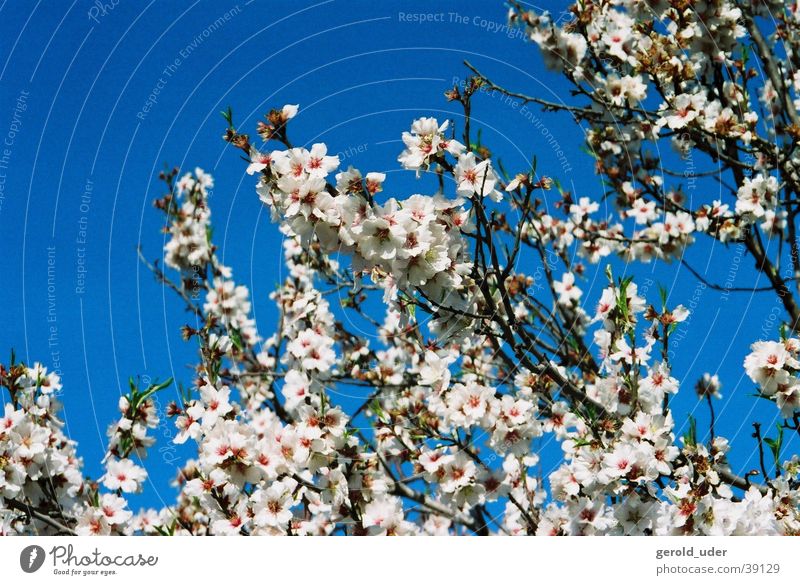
[1,0,795,513]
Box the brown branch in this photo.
[5,499,76,535]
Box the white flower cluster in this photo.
[508,0,799,260]
[744,339,800,417]
[0,364,83,535]
[250,115,486,340]
[164,168,214,271]
[204,277,260,347]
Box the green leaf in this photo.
[579,144,598,160]
[370,399,388,423]
[765,424,784,475]
[496,158,510,181]
[567,336,580,352]
[683,415,697,447]
[220,106,234,129]
[616,280,631,322]
[132,378,173,411]
[229,329,244,351]
[578,402,598,424]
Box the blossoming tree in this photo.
[2,0,800,535]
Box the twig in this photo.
[5,499,75,535]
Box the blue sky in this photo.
[1,0,795,512]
